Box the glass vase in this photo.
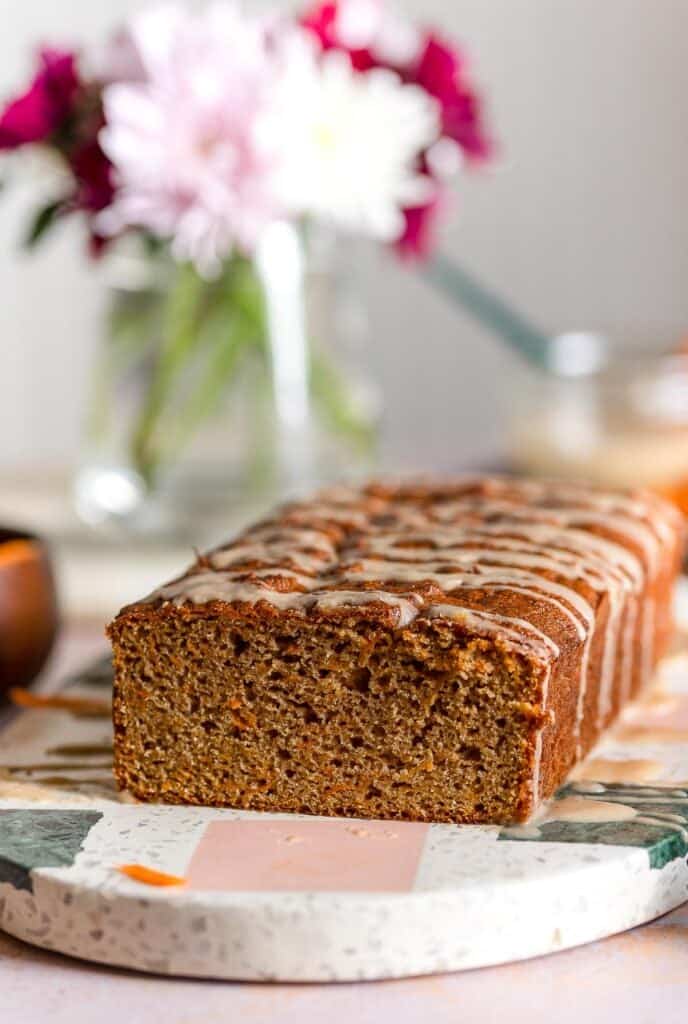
[73,227,380,543]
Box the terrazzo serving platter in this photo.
[3,593,688,982]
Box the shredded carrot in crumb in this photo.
[117,864,187,887]
[9,688,110,717]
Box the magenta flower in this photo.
[412,35,491,161]
[0,49,79,149]
[299,0,337,48]
[0,44,116,256]
[301,1,377,70]
[396,199,438,260]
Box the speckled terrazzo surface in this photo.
[3,595,688,981]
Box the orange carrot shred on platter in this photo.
[117,864,187,887]
[9,688,111,718]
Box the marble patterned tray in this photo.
[2,615,688,981]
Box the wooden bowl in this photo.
[0,527,58,695]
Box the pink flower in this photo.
[98,4,295,274]
[90,28,147,87]
[0,49,79,149]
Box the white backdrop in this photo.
[2,0,687,473]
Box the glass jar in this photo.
[511,340,688,514]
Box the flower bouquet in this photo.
[0,0,491,531]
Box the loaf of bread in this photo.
[108,477,684,823]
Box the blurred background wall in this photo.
[2,0,688,474]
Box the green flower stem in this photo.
[161,265,266,465]
[129,262,208,485]
[87,287,161,443]
[128,258,267,486]
[310,350,377,452]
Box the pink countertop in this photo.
[1,625,687,1024]
[2,905,687,1024]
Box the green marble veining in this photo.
[0,809,102,891]
[499,783,688,869]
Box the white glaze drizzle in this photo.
[505,781,688,837]
[156,575,310,610]
[313,590,422,626]
[424,605,559,662]
[641,597,656,691]
[220,567,320,589]
[154,574,422,626]
[421,496,664,577]
[282,504,372,528]
[243,525,338,552]
[210,544,335,575]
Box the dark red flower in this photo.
[412,35,491,161]
[0,49,79,150]
[87,230,110,259]
[63,113,116,258]
[70,131,117,257]
[70,135,115,213]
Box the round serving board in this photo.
[3,592,688,982]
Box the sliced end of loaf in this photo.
[110,604,548,824]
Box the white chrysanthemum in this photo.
[270,49,439,241]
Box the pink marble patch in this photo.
[185,818,429,892]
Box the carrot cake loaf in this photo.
[108,477,684,824]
